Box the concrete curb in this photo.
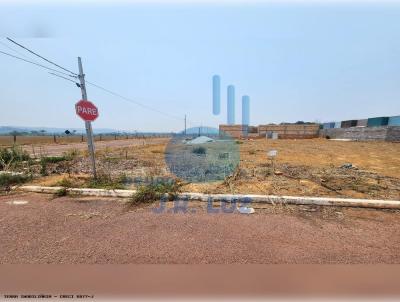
[16,185,400,209]
[17,185,135,198]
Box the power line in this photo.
[86,81,201,126]
[7,37,78,76]
[0,40,33,61]
[0,48,189,124]
[86,80,186,122]
[1,39,200,127]
[49,72,81,87]
[0,39,76,79]
[87,80,200,127]
[0,50,77,77]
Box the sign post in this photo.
[77,57,97,179]
[267,149,277,173]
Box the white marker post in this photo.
[267,149,278,172]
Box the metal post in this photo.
[78,57,97,178]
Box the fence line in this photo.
[0,134,171,146]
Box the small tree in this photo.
[10,130,21,136]
[0,149,15,171]
[0,146,30,171]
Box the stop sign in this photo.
[75,100,99,122]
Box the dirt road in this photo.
[23,137,169,157]
[1,193,400,264]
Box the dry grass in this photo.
[0,135,140,147]
[27,138,400,200]
[240,139,400,178]
[185,139,400,199]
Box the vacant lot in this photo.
[25,138,400,200]
[1,193,400,264]
[2,138,400,265]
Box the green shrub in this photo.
[192,146,206,155]
[0,173,31,189]
[41,156,68,164]
[63,149,79,160]
[40,160,48,176]
[116,173,130,185]
[87,173,126,190]
[56,173,130,190]
[0,146,30,170]
[39,156,72,176]
[129,180,182,205]
[54,187,68,197]
[56,177,74,188]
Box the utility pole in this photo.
[77,57,97,179]
[184,114,187,135]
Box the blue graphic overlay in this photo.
[212,75,251,126]
[227,85,235,125]
[212,75,221,115]
[164,127,240,183]
[242,95,250,126]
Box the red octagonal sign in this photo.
[75,100,99,122]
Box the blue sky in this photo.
[1,1,400,132]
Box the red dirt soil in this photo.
[1,193,400,264]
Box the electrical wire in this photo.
[7,37,78,76]
[0,40,198,126]
[0,39,76,80]
[0,40,33,61]
[0,48,187,123]
[86,80,186,122]
[0,50,77,77]
[49,72,80,87]
[85,80,201,127]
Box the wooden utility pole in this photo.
[77,57,97,178]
